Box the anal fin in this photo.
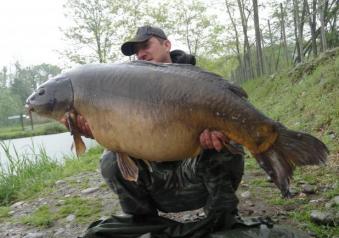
[117,152,139,182]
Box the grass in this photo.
[21,197,102,228]
[21,205,54,227]
[0,141,103,206]
[241,48,339,238]
[55,196,102,223]
[242,48,339,152]
[0,122,67,140]
[290,205,339,237]
[0,206,10,220]
[1,49,338,235]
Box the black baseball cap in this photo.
[121,26,168,56]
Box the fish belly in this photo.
[77,98,204,161]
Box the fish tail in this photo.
[254,128,329,197]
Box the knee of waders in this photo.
[100,150,120,183]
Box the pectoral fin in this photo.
[222,141,245,156]
[117,152,139,182]
[73,133,86,156]
[66,112,86,156]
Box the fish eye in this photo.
[38,88,45,96]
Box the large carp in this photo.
[26,61,328,197]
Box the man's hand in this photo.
[61,114,94,139]
[199,129,229,152]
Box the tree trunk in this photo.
[225,0,242,69]
[293,0,301,63]
[237,0,253,79]
[280,3,289,65]
[300,0,307,58]
[267,20,274,74]
[305,0,318,57]
[253,0,264,76]
[293,0,303,63]
[319,0,328,51]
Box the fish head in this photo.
[25,76,74,120]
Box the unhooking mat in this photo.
[80,214,309,238]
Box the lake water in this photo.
[0,132,97,168]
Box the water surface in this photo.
[0,132,97,168]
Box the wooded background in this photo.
[0,0,338,126]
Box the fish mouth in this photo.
[25,103,35,112]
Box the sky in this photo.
[0,0,186,69]
[0,0,68,68]
[0,0,270,69]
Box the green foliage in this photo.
[21,205,54,227]
[0,206,10,220]
[197,55,238,79]
[242,48,339,152]
[0,122,67,140]
[62,0,121,63]
[0,62,61,127]
[55,196,102,223]
[0,88,22,126]
[0,143,61,205]
[21,196,103,228]
[0,143,102,205]
[290,206,339,238]
[243,49,339,238]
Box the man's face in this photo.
[135,37,172,63]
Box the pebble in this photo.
[241,191,251,199]
[56,200,65,206]
[54,228,65,236]
[298,192,307,198]
[310,210,335,226]
[289,188,298,196]
[22,232,45,238]
[245,200,255,207]
[309,199,321,204]
[325,201,334,209]
[55,180,66,186]
[266,176,273,182]
[66,214,76,222]
[10,201,24,209]
[333,196,339,206]
[81,187,100,195]
[301,184,316,194]
[8,210,15,216]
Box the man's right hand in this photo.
[199,129,229,152]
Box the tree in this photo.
[237,0,254,79]
[0,88,22,126]
[0,66,8,88]
[62,0,120,64]
[253,0,264,76]
[319,0,328,51]
[225,0,243,79]
[305,0,318,57]
[30,64,62,89]
[153,0,215,56]
[293,0,304,63]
